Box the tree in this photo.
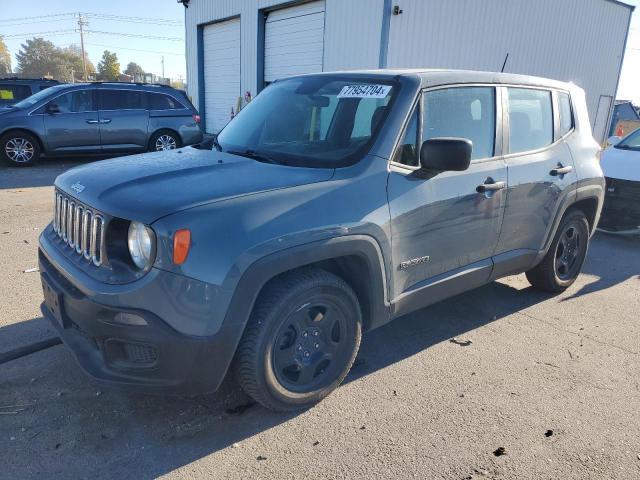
[61,45,95,81]
[97,50,120,81]
[124,62,144,78]
[0,36,11,76]
[15,38,60,79]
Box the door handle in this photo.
[550,165,573,176]
[476,181,505,193]
[99,119,112,124]
[86,119,99,124]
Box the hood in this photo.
[55,147,335,224]
[601,146,640,182]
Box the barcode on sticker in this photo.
[337,85,392,99]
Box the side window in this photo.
[558,92,573,137]
[149,93,182,110]
[507,88,553,154]
[100,89,144,110]
[423,87,495,160]
[393,106,419,166]
[52,90,95,113]
[0,84,31,101]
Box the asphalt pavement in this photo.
[1,157,639,479]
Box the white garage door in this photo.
[264,1,325,83]
[203,18,240,133]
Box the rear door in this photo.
[43,88,101,152]
[387,86,507,299]
[98,89,149,151]
[494,87,578,257]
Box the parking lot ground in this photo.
[1,159,639,479]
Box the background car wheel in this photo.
[234,268,362,412]
[1,131,40,167]
[526,209,590,292]
[149,130,181,152]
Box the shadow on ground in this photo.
[1,229,638,479]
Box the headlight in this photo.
[127,221,155,270]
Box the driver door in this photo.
[43,89,101,153]
[388,86,507,305]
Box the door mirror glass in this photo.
[607,135,621,147]
[419,138,472,172]
[46,102,60,114]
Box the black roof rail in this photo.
[90,81,174,88]
[0,77,60,82]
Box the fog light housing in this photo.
[113,312,148,326]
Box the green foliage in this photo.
[124,62,145,77]
[14,38,95,82]
[0,36,11,75]
[97,50,121,81]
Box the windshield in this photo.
[217,76,397,168]
[616,128,640,151]
[12,84,69,109]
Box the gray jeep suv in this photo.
[0,82,203,166]
[38,70,604,411]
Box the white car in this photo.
[599,129,640,233]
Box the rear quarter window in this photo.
[507,88,553,154]
[148,92,184,110]
[558,92,574,137]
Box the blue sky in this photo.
[1,0,639,102]
[0,0,186,80]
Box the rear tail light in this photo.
[193,114,201,124]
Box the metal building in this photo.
[183,0,633,141]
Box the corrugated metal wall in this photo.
[185,0,632,140]
[185,0,384,113]
[385,0,632,140]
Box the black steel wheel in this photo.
[234,268,362,412]
[526,209,590,292]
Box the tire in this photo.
[0,131,40,167]
[149,130,181,152]
[234,268,362,412]
[526,209,590,293]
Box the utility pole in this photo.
[77,12,88,81]
[161,56,165,82]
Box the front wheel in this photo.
[526,209,590,292]
[234,268,362,412]
[1,131,41,167]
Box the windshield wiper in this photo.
[212,135,222,151]
[227,149,281,165]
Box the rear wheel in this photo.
[1,131,40,167]
[149,130,181,152]
[526,209,590,292]
[234,268,362,412]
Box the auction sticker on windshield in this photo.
[337,85,392,98]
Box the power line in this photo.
[84,43,184,56]
[1,30,77,38]
[0,13,75,23]
[85,30,183,42]
[0,12,181,25]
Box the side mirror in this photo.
[420,138,472,172]
[606,135,621,147]
[46,102,60,114]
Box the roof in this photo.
[294,68,574,91]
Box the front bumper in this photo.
[599,177,640,232]
[38,247,243,395]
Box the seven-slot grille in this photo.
[52,191,105,266]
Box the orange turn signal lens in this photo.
[173,229,191,265]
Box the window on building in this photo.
[52,90,95,113]
[148,93,183,110]
[423,87,496,160]
[507,88,553,153]
[393,107,419,166]
[558,92,574,137]
[99,89,144,110]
